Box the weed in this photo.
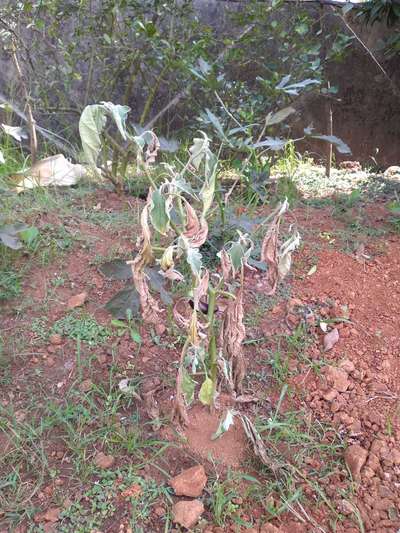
[0,269,21,300]
[52,313,110,345]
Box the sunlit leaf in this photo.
[0,150,5,164]
[1,124,28,142]
[212,409,235,440]
[186,246,202,278]
[101,101,130,140]
[264,106,296,127]
[251,137,288,151]
[199,377,213,406]
[311,134,351,155]
[79,104,107,166]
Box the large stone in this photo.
[345,444,368,479]
[170,465,207,497]
[172,500,204,529]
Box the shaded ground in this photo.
[1,170,400,532]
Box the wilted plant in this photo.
[128,132,300,425]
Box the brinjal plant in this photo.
[127,132,300,425]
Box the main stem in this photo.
[207,287,218,404]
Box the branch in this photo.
[144,23,256,130]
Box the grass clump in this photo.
[0,269,22,301]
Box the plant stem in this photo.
[207,287,218,404]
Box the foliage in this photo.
[358,0,400,27]
[52,313,111,345]
[125,132,300,424]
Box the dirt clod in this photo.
[67,291,87,309]
[170,464,207,497]
[345,444,368,479]
[172,499,204,529]
[94,451,115,469]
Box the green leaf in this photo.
[111,319,127,329]
[150,189,170,235]
[182,368,196,406]
[79,105,107,166]
[229,241,245,273]
[199,377,214,406]
[130,329,142,344]
[212,409,235,440]
[101,101,130,141]
[186,246,202,278]
[205,108,226,139]
[18,226,39,247]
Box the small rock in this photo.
[94,451,115,469]
[49,334,62,345]
[338,499,354,515]
[46,357,55,367]
[121,484,141,499]
[172,500,204,529]
[42,507,61,523]
[170,465,207,497]
[97,353,107,364]
[323,389,338,402]
[154,506,165,517]
[260,524,282,533]
[345,444,368,479]
[67,291,87,309]
[326,366,349,392]
[154,323,166,336]
[79,379,93,392]
[340,359,355,373]
[323,328,339,351]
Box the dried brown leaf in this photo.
[193,270,209,311]
[218,248,232,281]
[240,415,279,472]
[182,200,208,247]
[220,286,246,392]
[260,201,288,295]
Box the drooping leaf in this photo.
[150,189,170,235]
[201,152,218,215]
[182,367,196,406]
[277,77,320,95]
[278,231,301,279]
[145,267,173,305]
[264,106,296,127]
[199,377,214,406]
[311,134,351,155]
[105,286,141,319]
[0,222,32,250]
[186,246,203,278]
[212,409,235,440]
[251,137,288,151]
[101,101,130,140]
[79,104,107,166]
[1,124,28,142]
[189,133,210,170]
